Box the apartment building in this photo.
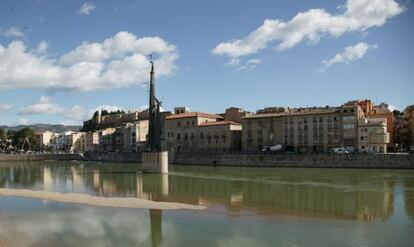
[242,104,364,153]
[122,120,149,152]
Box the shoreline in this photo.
[0,188,206,211]
[0,153,413,169]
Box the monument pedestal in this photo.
[142,151,168,174]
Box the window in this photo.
[192,121,195,126]
[187,121,189,126]
[360,136,364,141]
[177,122,181,127]
[177,133,181,140]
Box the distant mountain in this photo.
[0,124,81,133]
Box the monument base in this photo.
[142,151,168,174]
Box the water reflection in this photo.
[1,162,414,223]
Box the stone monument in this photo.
[142,57,168,174]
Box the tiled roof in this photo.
[243,108,340,119]
[165,112,224,120]
[198,120,240,127]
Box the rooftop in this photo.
[198,120,240,127]
[165,112,224,120]
[244,108,341,119]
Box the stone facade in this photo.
[164,112,242,154]
[242,104,364,153]
[358,118,389,153]
[122,120,149,152]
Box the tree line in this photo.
[0,127,40,152]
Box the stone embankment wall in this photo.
[173,153,414,169]
[84,152,141,163]
[0,153,87,162]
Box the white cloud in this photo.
[212,0,403,63]
[19,96,65,115]
[0,31,178,91]
[18,96,88,124]
[36,40,48,54]
[78,2,96,15]
[0,104,12,111]
[3,27,24,38]
[321,42,377,70]
[236,59,262,71]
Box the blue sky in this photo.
[0,0,413,126]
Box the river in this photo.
[0,161,413,247]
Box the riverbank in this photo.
[173,152,414,169]
[0,153,87,162]
[1,152,413,169]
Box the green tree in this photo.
[0,128,6,140]
[9,128,40,151]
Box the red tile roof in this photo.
[198,120,240,127]
[165,112,224,120]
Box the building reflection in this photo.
[404,179,414,219]
[0,163,400,222]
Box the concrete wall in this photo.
[0,153,87,162]
[84,152,141,162]
[173,153,414,169]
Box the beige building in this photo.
[242,104,364,153]
[34,130,54,146]
[122,120,149,152]
[69,132,85,152]
[97,128,116,152]
[85,132,99,152]
[358,118,389,153]
[164,111,242,153]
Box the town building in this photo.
[345,100,394,150]
[404,105,414,151]
[242,104,364,153]
[358,118,389,153]
[68,132,85,152]
[85,132,99,152]
[34,130,54,147]
[122,120,149,152]
[164,108,242,154]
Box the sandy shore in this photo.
[0,188,205,211]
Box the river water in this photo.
[0,161,413,247]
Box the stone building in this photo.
[164,110,242,154]
[404,105,414,151]
[358,118,389,153]
[345,100,394,149]
[81,109,148,132]
[122,120,149,152]
[85,132,99,152]
[97,128,116,152]
[242,104,364,153]
[221,107,252,123]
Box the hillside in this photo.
[0,124,80,133]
